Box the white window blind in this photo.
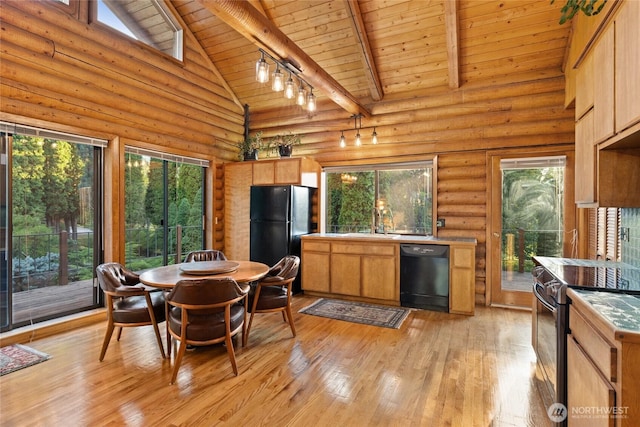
[125,146,209,168]
[500,155,566,170]
[0,122,108,147]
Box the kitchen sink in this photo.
[337,233,401,239]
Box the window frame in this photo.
[89,0,185,62]
[322,161,434,235]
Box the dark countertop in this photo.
[303,233,477,246]
[533,256,640,292]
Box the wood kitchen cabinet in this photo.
[223,157,320,260]
[301,235,476,313]
[567,288,640,427]
[300,241,331,293]
[329,242,397,301]
[575,110,596,205]
[223,162,252,260]
[251,157,321,187]
[449,246,475,315]
[567,336,615,427]
[573,0,640,207]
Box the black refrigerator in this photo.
[250,185,314,293]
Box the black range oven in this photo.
[531,256,640,426]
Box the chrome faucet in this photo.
[372,207,381,233]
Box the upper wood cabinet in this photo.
[573,0,640,207]
[251,157,321,187]
[614,0,640,133]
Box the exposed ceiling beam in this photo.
[444,0,460,89]
[198,0,371,117]
[343,0,383,101]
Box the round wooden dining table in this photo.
[138,260,270,289]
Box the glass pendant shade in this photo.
[272,66,284,91]
[296,85,306,106]
[355,132,361,146]
[284,75,295,99]
[256,54,269,83]
[372,128,378,144]
[306,90,316,112]
[340,132,346,148]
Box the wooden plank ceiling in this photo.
[167,0,570,124]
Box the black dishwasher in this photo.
[400,244,449,312]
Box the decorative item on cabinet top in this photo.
[235,131,265,161]
[268,132,301,158]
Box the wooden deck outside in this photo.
[10,279,97,325]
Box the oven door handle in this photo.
[533,281,556,313]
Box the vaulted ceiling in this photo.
[166,0,571,120]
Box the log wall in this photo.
[0,1,244,158]
[0,0,577,304]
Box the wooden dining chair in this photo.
[244,255,300,346]
[183,249,227,262]
[96,262,166,361]
[166,277,249,384]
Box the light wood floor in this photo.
[0,295,550,426]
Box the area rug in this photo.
[299,298,410,329]
[0,344,51,376]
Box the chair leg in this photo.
[99,321,115,361]
[244,311,256,347]
[225,333,238,376]
[145,293,166,359]
[285,304,296,337]
[170,337,188,385]
[116,326,123,341]
[243,286,261,347]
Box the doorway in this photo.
[489,153,575,307]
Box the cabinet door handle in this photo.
[493,232,500,238]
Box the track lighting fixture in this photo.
[338,114,379,147]
[255,49,316,113]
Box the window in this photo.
[1,123,105,331]
[124,147,208,271]
[95,0,183,60]
[324,162,433,235]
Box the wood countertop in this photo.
[302,233,477,246]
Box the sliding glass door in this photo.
[124,150,206,271]
[1,124,104,331]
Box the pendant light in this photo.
[340,131,346,148]
[284,73,295,99]
[307,89,317,112]
[372,127,378,144]
[271,65,284,91]
[355,131,361,147]
[255,51,269,83]
[296,82,306,106]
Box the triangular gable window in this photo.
[95,0,183,61]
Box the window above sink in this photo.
[324,161,434,236]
